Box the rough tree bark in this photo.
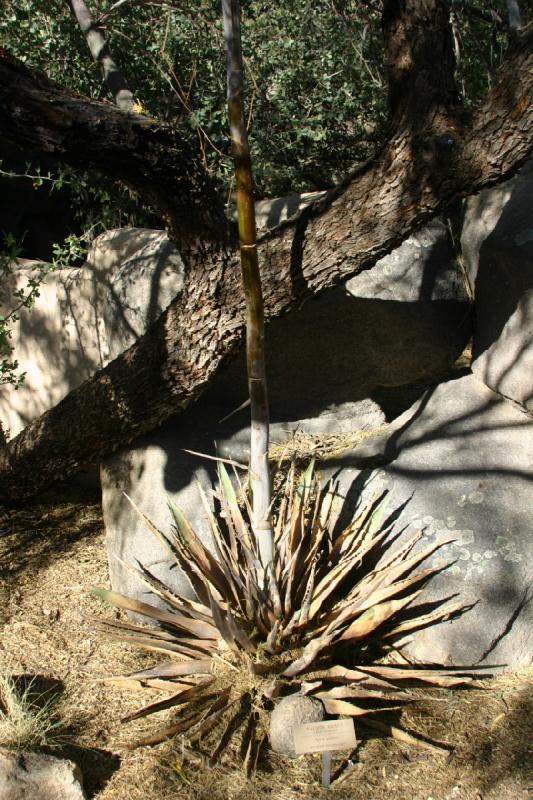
[0,5,532,504]
[0,48,225,248]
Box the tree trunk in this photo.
[0,13,532,504]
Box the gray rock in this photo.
[101,220,471,607]
[346,219,467,302]
[89,228,184,360]
[462,158,533,410]
[0,748,86,800]
[328,372,533,668]
[101,389,387,605]
[0,228,184,438]
[269,695,325,757]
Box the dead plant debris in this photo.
[0,488,531,800]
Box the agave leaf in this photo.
[315,666,396,689]
[121,678,215,723]
[168,500,235,601]
[105,568,220,641]
[217,463,254,551]
[208,692,251,767]
[310,523,395,622]
[338,591,422,642]
[321,698,381,717]
[315,686,406,702]
[372,536,456,591]
[123,493,180,563]
[242,711,258,777]
[124,660,213,680]
[90,590,218,644]
[88,614,184,641]
[128,562,217,629]
[359,665,476,687]
[282,632,335,677]
[297,558,317,628]
[265,619,281,654]
[358,717,450,753]
[383,599,467,639]
[328,489,385,563]
[102,633,215,659]
[372,529,424,575]
[183,448,250,472]
[205,586,241,655]
[225,608,256,654]
[100,676,184,691]
[196,480,238,571]
[127,695,217,749]
[307,551,362,621]
[187,688,233,745]
[352,565,441,615]
[287,460,314,557]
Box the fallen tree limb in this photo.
[0,47,225,247]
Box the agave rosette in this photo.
[92,462,477,768]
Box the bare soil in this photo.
[0,488,531,800]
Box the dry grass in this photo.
[0,672,62,749]
[0,488,531,800]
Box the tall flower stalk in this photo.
[222,0,272,568]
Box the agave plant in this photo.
[92,461,479,772]
[92,1,482,774]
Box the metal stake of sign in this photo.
[321,751,332,788]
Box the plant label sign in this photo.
[293,719,356,755]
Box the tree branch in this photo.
[0,48,225,248]
[66,0,137,111]
[0,16,532,503]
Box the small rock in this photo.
[0,748,86,800]
[269,695,325,757]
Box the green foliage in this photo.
[0,1,524,217]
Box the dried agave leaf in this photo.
[104,677,198,692]
[352,565,440,614]
[315,686,406,702]
[321,698,386,717]
[127,695,217,749]
[359,717,449,753]
[124,660,213,680]
[123,493,180,564]
[338,592,422,642]
[314,666,396,689]
[282,631,335,677]
[91,588,210,634]
[130,562,217,627]
[208,693,251,766]
[121,678,215,723]
[384,599,466,638]
[359,665,476,687]
[187,689,233,745]
[169,500,235,600]
[242,711,258,777]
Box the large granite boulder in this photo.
[0,229,183,437]
[0,259,110,438]
[462,157,533,411]
[328,372,532,668]
[86,227,184,360]
[101,219,471,608]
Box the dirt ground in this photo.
[0,488,531,800]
